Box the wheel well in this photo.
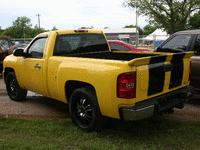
[3,68,14,82]
[65,81,96,103]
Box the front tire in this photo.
[6,72,27,101]
[69,87,106,132]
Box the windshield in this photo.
[54,33,109,56]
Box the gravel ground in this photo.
[152,95,200,122]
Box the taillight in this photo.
[74,30,88,33]
[117,72,136,99]
[189,61,192,81]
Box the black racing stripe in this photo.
[148,55,167,96]
[169,52,186,89]
[148,62,165,96]
[171,52,186,63]
[149,55,168,64]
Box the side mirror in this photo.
[13,49,25,57]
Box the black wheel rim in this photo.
[8,76,18,98]
[74,98,93,126]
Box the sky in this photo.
[0,0,148,30]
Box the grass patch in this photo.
[0,118,199,150]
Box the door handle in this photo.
[34,65,41,69]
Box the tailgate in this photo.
[128,52,193,103]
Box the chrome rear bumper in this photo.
[120,86,194,121]
[122,105,155,121]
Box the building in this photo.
[102,28,138,44]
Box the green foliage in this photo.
[124,24,159,35]
[32,25,46,37]
[189,11,200,29]
[79,26,94,29]
[13,16,32,28]
[143,24,159,35]
[1,16,33,38]
[123,0,200,34]
[1,16,59,38]
[124,24,144,35]
[52,26,58,31]
[0,27,4,35]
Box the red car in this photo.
[108,40,151,52]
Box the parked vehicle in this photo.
[108,40,151,52]
[3,29,193,131]
[154,30,200,89]
[15,43,28,49]
[0,36,16,73]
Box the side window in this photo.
[162,34,192,51]
[193,35,200,56]
[110,43,130,51]
[28,38,47,58]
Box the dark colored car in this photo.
[108,40,151,52]
[154,30,200,89]
[0,36,16,73]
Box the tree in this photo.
[79,26,94,29]
[32,25,46,37]
[124,24,144,35]
[123,0,200,34]
[189,11,200,29]
[52,26,58,31]
[1,16,33,38]
[142,24,158,35]
[124,24,159,35]
[13,16,32,28]
[0,27,4,35]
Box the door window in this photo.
[193,35,200,56]
[28,38,47,58]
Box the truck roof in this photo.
[38,29,104,36]
[175,29,200,35]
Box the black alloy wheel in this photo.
[69,87,106,132]
[76,98,93,126]
[6,72,27,101]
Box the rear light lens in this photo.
[189,61,192,81]
[74,30,88,33]
[117,72,136,98]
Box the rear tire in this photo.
[69,87,106,132]
[6,72,27,101]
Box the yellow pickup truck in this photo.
[3,29,194,131]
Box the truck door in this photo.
[191,34,200,88]
[18,37,47,95]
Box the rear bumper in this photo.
[120,86,194,121]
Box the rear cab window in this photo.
[193,34,200,56]
[53,34,109,56]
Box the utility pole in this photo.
[135,0,138,47]
[36,14,41,29]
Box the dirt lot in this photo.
[0,74,200,121]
